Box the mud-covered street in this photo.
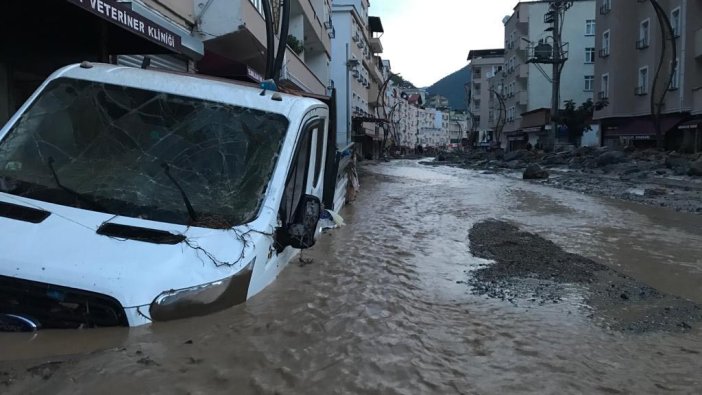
[2,160,702,394]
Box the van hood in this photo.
[0,194,260,308]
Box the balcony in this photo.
[635,86,648,96]
[281,48,326,95]
[636,38,650,50]
[598,91,609,100]
[599,4,611,15]
[599,48,610,58]
[370,37,383,54]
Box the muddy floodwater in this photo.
[2,160,702,394]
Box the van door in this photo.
[278,108,328,242]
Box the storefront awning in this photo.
[521,126,544,134]
[604,117,683,137]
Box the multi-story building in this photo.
[448,111,469,148]
[195,0,332,94]
[0,0,205,125]
[594,0,702,152]
[501,0,596,149]
[0,0,335,127]
[331,0,385,155]
[467,49,505,137]
[426,95,450,110]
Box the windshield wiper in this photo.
[161,162,198,223]
[47,156,109,213]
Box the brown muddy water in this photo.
[2,160,702,394]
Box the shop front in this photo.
[600,116,683,149]
[674,118,702,153]
[504,131,527,151]
[0,0,204,125]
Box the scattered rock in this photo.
[644,188,667,197]
[26,362,63,381]
[689,159,702,176]
[665,156,690,170]
[523,164,549,180]
[596,150,627,167]
[504,149,529,162]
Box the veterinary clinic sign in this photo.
[67,0,183,52]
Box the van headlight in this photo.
[149,259,255,322]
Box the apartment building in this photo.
[594,0,702,152]
[0,0,204,125]
[330,0,385,155]
[195,0,332,94]
[467,49,506,140]
[501,0,596,149]
[426,94,450,109]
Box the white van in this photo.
[0,63,332,329]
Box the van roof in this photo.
[49,63,325,116]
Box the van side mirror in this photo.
[284,195,321,249]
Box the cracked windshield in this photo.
[0,78,288,228]
[1,0,702,394]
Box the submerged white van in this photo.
[0,63,333,330]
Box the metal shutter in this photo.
[115,54,189,72]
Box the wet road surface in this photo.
[2,160,702,394]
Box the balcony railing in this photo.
[599,4,611,15]
[598,91,609,100]
[635,86,648,96]
[599,48,610,58]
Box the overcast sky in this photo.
[371,0,518,87]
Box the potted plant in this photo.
[286,36,304,55]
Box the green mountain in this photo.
[426,65,471,110]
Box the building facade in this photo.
[594,0,702,152]
[195,0,332,94]
[501,0,596,149]
[331,0,386,153]
[467,49,505,137]
[0,0,205,126]
[0,0,336,127]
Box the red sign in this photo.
[67,0,183,53]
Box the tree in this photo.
[555,98,608,146]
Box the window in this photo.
[600,0,611,14]
[670,59,680,90]
[637,67,649,95]
[585,47,596,63]
[585,20,596,36]
[584,75,594,91]
[638,19,650,49]
[601,30,610,57]
[600,74,609,99]
[671,8,681,37]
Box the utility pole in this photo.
[549,2,561,152]
[547,0,572,152]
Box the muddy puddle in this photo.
[2,160,702,394]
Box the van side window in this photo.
[312,119,326,187]
[281,128,313,226]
